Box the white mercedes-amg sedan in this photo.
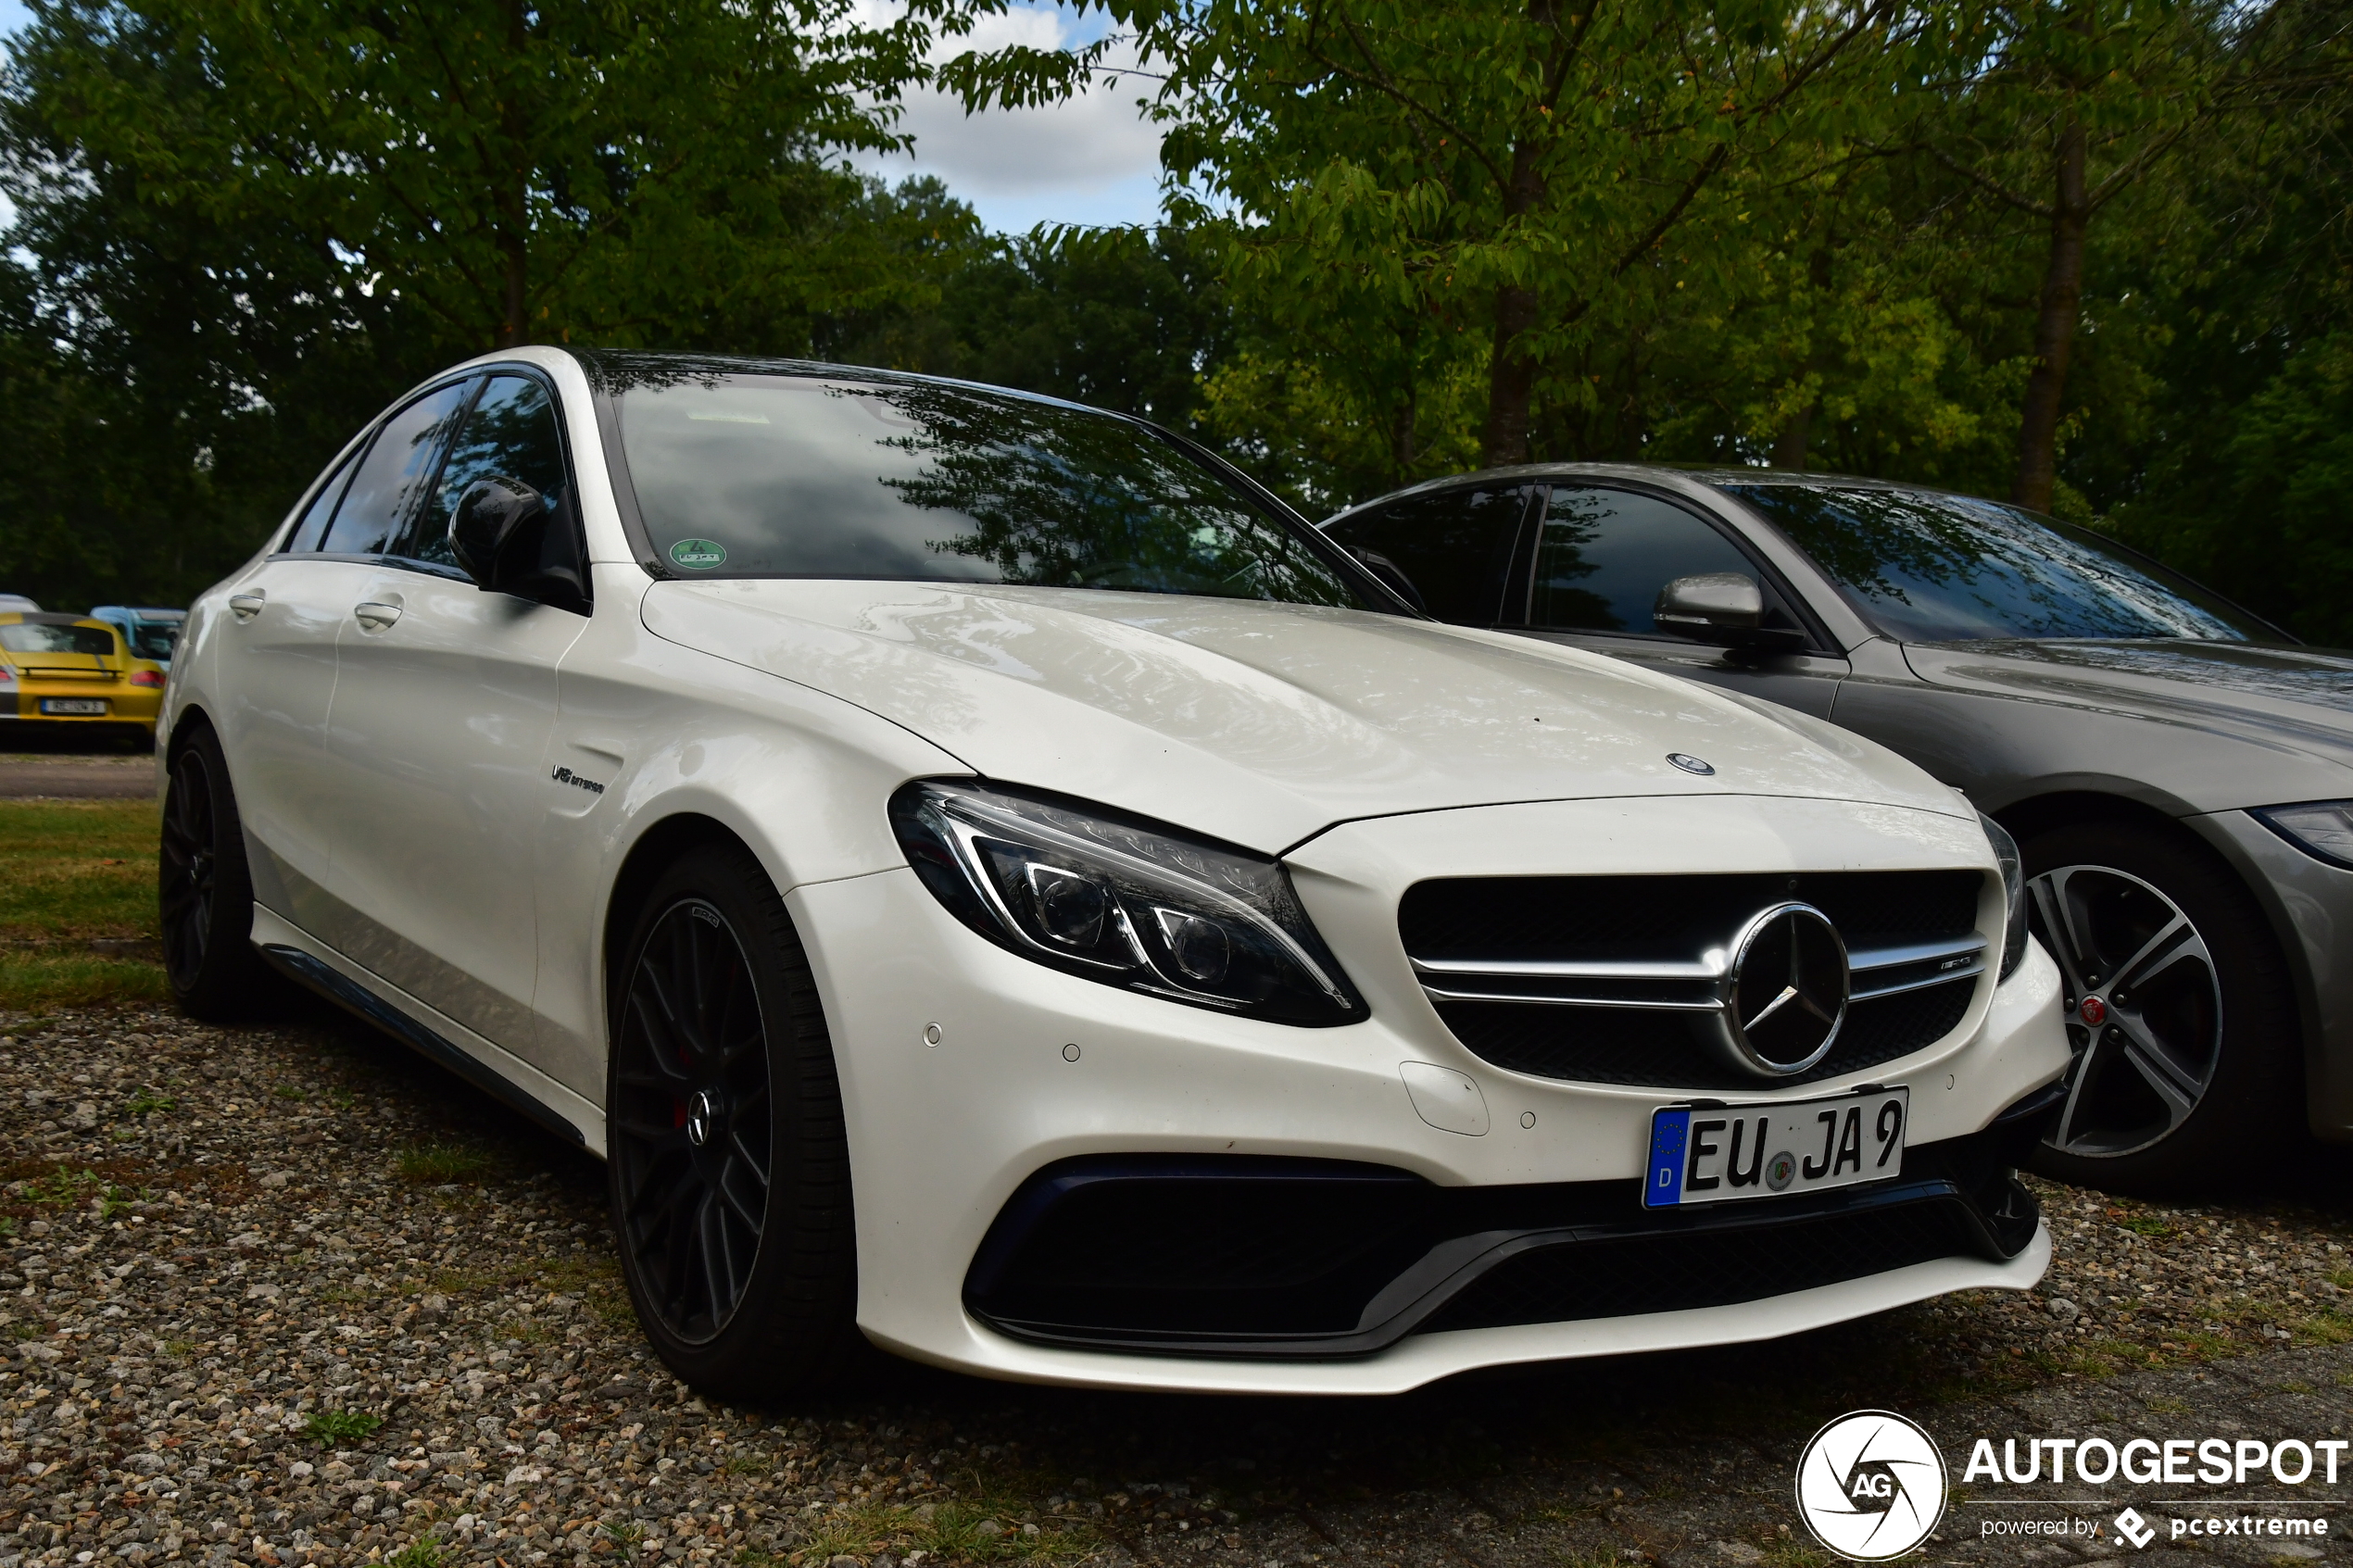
[157,349,2070,1397]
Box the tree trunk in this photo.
[1772,403,1817,470]
[496,0,530,348]
[2012,117,2089,513]
[1482,282,1541,467]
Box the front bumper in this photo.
[794,794,2070,1394]
[2193,809,2353,1139]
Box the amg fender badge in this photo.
[550,765,607,795]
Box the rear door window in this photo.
[320,381,475,557]
[287,450,359,553]
[1532,487,1764,633]
[1325,485,1533,623]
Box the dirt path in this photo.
[0,1000,2344,1568]
[0,754,154,800]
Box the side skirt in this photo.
[248,905,607,1156]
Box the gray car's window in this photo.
[1533,487,1759,633]
[1727,485,2269,642]
[613,375,1374,608]
[405,375,570,569]
[320,382,474,557]
[1325,486,1529,622]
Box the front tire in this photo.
[158,721,277,1021]
[607,840,860,1398]
[2023,819,2299,1196]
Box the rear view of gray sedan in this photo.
[1324,467,2353,1193]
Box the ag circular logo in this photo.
[1794,1410,1946,1562]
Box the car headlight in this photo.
[889,779,1367,1026]
[1979,811,2029,980]
[2253,799,2353,871]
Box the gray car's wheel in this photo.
[2023,821,2298,1195]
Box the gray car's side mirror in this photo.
[449,476,546,592]
[1655,572,1806,652]
[1656,572,1762,634]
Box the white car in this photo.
[158,349,2070,1397]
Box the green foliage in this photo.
[394,1143,494,1185]
[384,1537,445,1568]
[302,1409,384,1447]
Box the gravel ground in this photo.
[0,999,2347,1568]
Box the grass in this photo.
[0,798,164,1009]
[394,1143,494,1184]
[303,1409,384,1446]
[385,1535,446,1568]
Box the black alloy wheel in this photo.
[2022,820,2298,1196]
[612,897,774,1341]
[158,721,274,1020]
[608,841,859,1394]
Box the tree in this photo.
[1903,0,2239,511]
[5,0,963,354]
[940,0,1905,475]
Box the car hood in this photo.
[1902,639,2353,771]
[644,580,1970,853]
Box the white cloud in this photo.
[864,3,1168,232]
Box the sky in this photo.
[0,0,1167,235]
[861,3,1170,232]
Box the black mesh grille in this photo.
[1403,870,1983,1090]
[1417,1198,1983,1334]
[1437,975,1974,1090]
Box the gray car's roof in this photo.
[1319,461,1949,525]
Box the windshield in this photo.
[1722,485,2273,642]
[610,373,1375,608]
[0,622,117,657]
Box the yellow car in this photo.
[0,611,168,744]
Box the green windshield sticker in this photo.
[669,538,726,570]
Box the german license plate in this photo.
[39,698,107,715]
[1643,1087,1908,1209]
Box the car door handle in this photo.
[228,592,266,621]
[353,602,403,631]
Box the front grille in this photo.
[1402,871,1986,1091]
[1438,977,1974,1090]
[1416,1198,1984,1333]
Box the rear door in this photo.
[1511,484,1850,718]
[320,370,590,1063]
[209,437,384,929]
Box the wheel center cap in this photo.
[686,1090,719,1148]
[2080,996,2108,1026]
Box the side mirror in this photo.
[1655,572,1762,636]
[1654,572,1807,652]
[450,477,546,592]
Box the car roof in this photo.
[565,349,1113,423]
[3,611,113,627]
[1320,460,1962,524]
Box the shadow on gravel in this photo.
[288,983,2353,1475]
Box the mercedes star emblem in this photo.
[686,1089,719,1148]
[1714,901,1851,1077]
